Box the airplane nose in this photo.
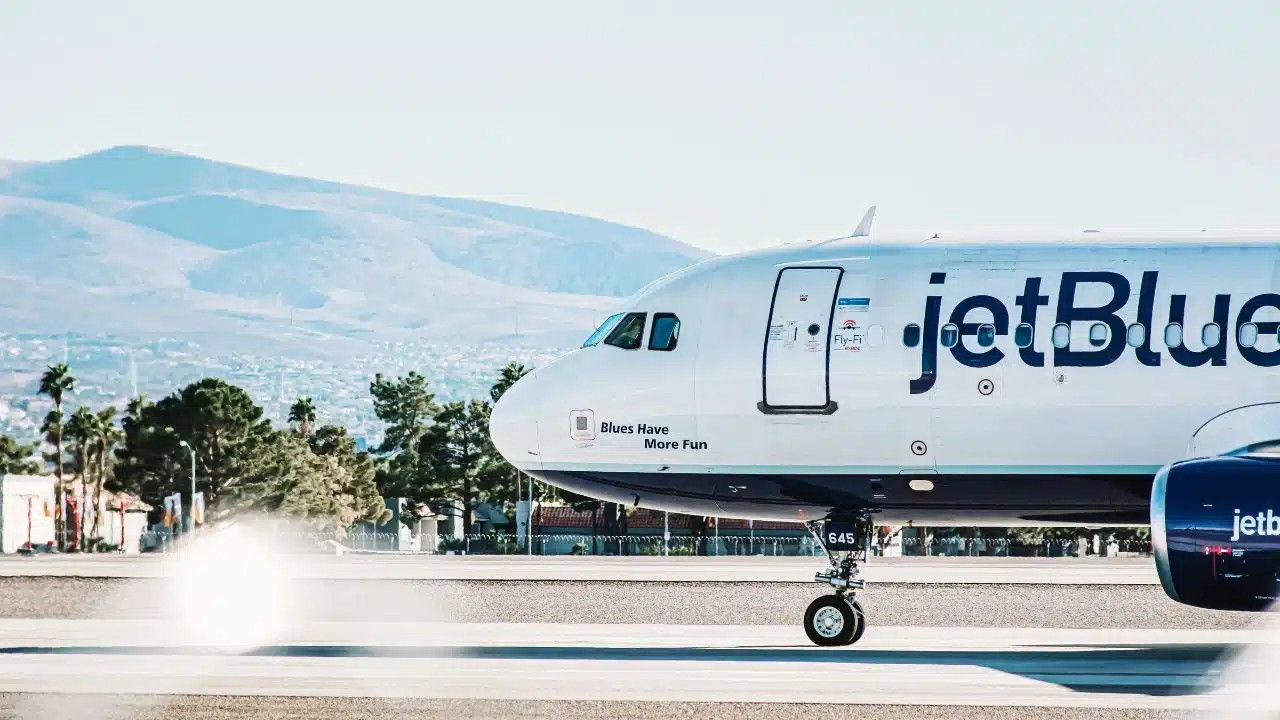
[489,372,541,470]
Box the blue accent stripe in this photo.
[537,462,1162,476]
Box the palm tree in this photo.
[38,364,75,550]
[489,362,530,404]
[65,406,95,551]
[89,407,122,540]
[289,397,317,437]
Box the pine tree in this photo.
[420,400,503,536]
[112,395,183,524]
[0,435,41,475]
[111,379,279,519]
[370,372,438,455]
[369,372,441,524]
[310,424,390,526]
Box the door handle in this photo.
[727,485,747,493]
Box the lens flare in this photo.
[1193,600,1280,717]
[162,520,294,650]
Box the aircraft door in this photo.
[761,266,843,413]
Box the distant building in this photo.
[0,474,55,553]
[471,503,511,534]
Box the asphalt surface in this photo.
[0,695,1209,720]
[0,577,1258,629]
[0,621,1264,710]
[0,556,1266,720]
[0,554,1161,584]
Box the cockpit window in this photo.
[649,313,680,351]
[604,312,647,349]
[583,313,625,348]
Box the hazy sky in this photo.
[1,0,1277,253]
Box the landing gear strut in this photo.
[803,517,871,647]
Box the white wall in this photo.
[61,486,152,553]
[0,475,56,554]
[96,509,148,554]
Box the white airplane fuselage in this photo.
[490,233,1280,527]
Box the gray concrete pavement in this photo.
[0,577,1250,629]
[0,551,1253,718]
[0,695,1205,719]
[0,554,1161,584]
[0,619,1267,712]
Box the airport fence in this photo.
[897,535,1153,557]
[139,530,822,556]
[434,533,823,557]
[138,529,1152,557]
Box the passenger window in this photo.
[1239,322,1260,348]
[1088,322,1109,348]
[976,324,996,348]
[648,313,680,351]
[1013,323,1034,348]
[583,312,625,348]
[940,323,959,348]
[1126,323,1146,348]
[1202,323,1222,348]
[903,323,921,348]
[1051,323,1070,349]
[604,312,647,350]
[1164,323,1184,348]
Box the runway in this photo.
[0,554,1161,584]
[0,618,1265,711]
[0,554,1260,718]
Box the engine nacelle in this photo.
[1151,453,1280,611]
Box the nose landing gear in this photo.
[803,517,872,647]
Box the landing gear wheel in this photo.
[848,597,867,644]
[804,595,864,647]
[803,517,873,647]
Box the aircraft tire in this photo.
[803,595,862,646]
[848,597,867,644]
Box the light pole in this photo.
[663,511,669,557]
[178,440,196,534]
[19,494,37,552]
[119,495,130,552]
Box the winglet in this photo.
[852,205,876,237]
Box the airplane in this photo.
[489,206,1280,646]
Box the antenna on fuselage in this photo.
[852,205,876,237]
[810,205,876,248]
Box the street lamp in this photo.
[177,440,196,534]
[18,493,40,553]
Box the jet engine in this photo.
[1151,450,1280,611]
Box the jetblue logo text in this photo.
[910,271,1280,394]
[1231,508,1280,542]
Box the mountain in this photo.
[0,146,713,355]
[0,160,28,179]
